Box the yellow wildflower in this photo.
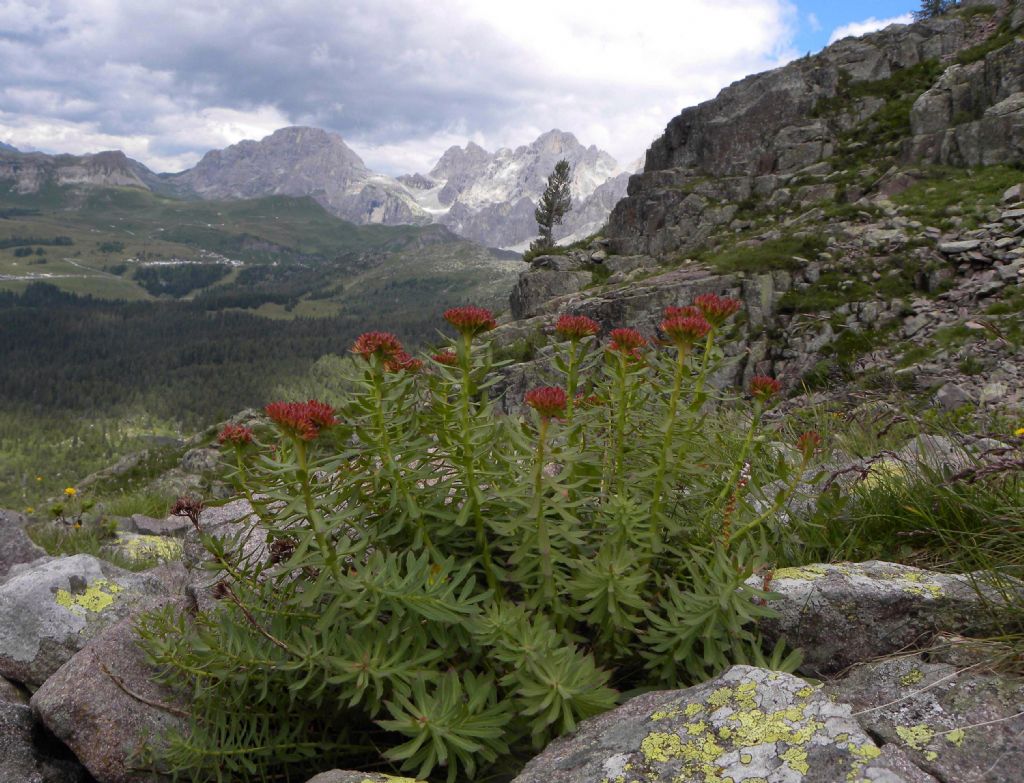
[64,487,77,497]
[1015,426,1024,437]
[35,476,43,481]
[24,506,34,514]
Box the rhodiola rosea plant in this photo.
[137,297,812,782]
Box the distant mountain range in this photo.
[0,128,633,250]
[0,141,17,153]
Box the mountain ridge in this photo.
[1,127,630,250]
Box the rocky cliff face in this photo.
[607,0,1023,258]
[499,0,1024,415]
[168,126,432,226]
[0,147,161,195]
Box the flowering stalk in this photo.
[730,432,818,548]
[265,401,341,578]
[647,349,687,553]
[713,376,781,522]
[445,307,499,592]
[293,437,340,579]
[369,358,433,554]
[525,387,566,607]
[648,313,711,553]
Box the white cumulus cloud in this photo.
[828,14,914,45]
[0,0,802,175]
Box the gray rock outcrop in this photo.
[0,509,46,581]
[512,665,910,783]
[829,654,1024,782]
[607,2,1023,257]
[31,598,189,783]
[748,561,1021,675]
[0,554,166,688]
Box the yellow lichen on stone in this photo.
[640,732,686,763]
[54,579,123,614]
[650,708,680,721]
[119,533,183,562]
[359,777,423,783]
[899,669,925,686]
[896,571,944,598]
[708,687,735,709]
[945,728,965,747]
[896,724,935,751]
[925,751,938,761]
[772,565,828,581]
[780,746,809,775]
[685,703,704,718]
[740,753,753,764]
[795,685,816,699]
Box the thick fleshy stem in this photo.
[531,418,556,606]
[370,362,433,554]
[730,450,811,548]
[712,400,763,519]
[648,346,688,554]
[457,334,498,593]
[294,438,340,579]
[607,353,631,495]
[691,331,716,404]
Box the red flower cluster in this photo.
[432,350,458,366]
[444,306,497,337]
[660,313,711,350]
[352,331,403,361]
[575,392,603,408]
[555,314,600,340]
[265,400,338,441]
[525,386,568,420]
[694,293,742,327]
[608,328,647,360]
[749,375,782,402]
[385,352,423,374]
[217,423,254,446]
[796,430,822,458]
[664,305,702,320]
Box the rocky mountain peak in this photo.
[0,141,17,153]
[429,141,493,182]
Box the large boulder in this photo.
[0,554,166,688]
[829,653,1024,782]
[0,700,91,783]
[512,665,912,783]
[0,509,47,581]
[31,598,189,783]
[748,561,1020,676]
[509,269,591,319]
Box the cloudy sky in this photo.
[0,0,913,176]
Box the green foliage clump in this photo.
[697,235,826,274]
[138,302,809,782]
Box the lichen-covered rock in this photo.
[511,665,911,783]
[31,598,189,783]
[305,773,425,783]
[0,700,92,783]
[829,654,1024,782]
[0,554,167,688]
[101,532,184,567]
[748,561,1020,676]
[0,509,47,582]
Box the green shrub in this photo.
[137,302,808,782]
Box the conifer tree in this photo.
[531,160,573,253]
[914,0,953,20]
